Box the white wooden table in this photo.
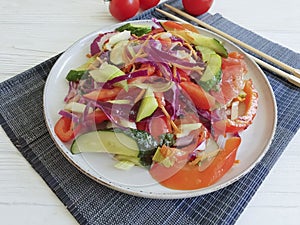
[0,0,299,224]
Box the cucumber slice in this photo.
[196,45,215,62]
[199,69,222,92]
[136,88,158,122]
[187,32,228,58]
[65,55,98,81]
[89,62,124,83]
[196,46,222,91]
[201,53,222,82]
[71,130,139,157]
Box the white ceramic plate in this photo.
[43,20,277,199]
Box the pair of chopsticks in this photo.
[156,4,300,87]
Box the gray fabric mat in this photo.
[1,0,299,224]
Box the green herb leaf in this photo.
[120,128,158,166]
[159,133,176,147]
[66,70,87,82]
[116,23,151,37]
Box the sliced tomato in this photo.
[161,21,200,33]
[162,21,185,31]
[211,52,247,104]
[148,116,172,141]
[55,111,108,142]
[148,27,165,36]
[227,51,245,60]
[226,79,258,133]
[85,110,108,124]
[174,112,199,125]
[83,87,122,101]
[180,81,215,110]
[136,114,172,140]
[150,137,241,190]
[54,117,75,142]
[212,119,227,138]
[73,110,109,136]
[176,68,191,82]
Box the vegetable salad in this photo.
[54,20,258,190]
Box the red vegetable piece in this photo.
[83,87,122,101]
[180,81,215,110]
[86,110,109,124]
[109,0,140,21]
[211,52,247,104]
[182,0,214,16]
[54,117,75,142]
[150,136,241,190]
[226,79,258,133]
[148,116,172,141]
[139,0,160,10]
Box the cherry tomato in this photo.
[139,0,160,10]
[109,0,140,21]
[182,0,214,16]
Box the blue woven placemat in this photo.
[0,0,299,224]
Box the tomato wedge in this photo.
[150,137,241,190]
[180,81,215,110]
[162,21,186,31]
[226,79,258,133]
[83,87,122,101]
[55,111,109,142]
[176,68,191,82]
[148,116,172,141]
[85,110,108,124]
[161,21,200,33]
[211,52,247,104]
[75,110,109,136]
[54,117,75,142]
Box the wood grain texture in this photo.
[0,0,299,225]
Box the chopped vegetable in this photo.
[114,160,135,170]
[116,23,152,36]
[66,70,87,82]
[54,117,75,142]
[136,88,158,122]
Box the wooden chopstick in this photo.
[162,4,300,79]
[249,55,300,87]
[155,7,300,87]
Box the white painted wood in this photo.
[0,0,299,224]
